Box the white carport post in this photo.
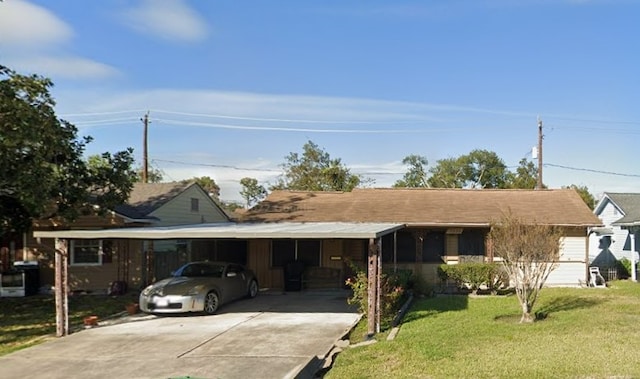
[54,238,69,337]
[630,227,637,282]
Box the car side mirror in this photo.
[227,272,237,278]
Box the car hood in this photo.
[145,276,211,296]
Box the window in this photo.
[190,198,199,212]
[271,239,320,267]
[422,232,445,262]
[272,240,295,267]
[395,231,416,263]
[216,240,248,265]
[296,240,320,267]
[459,230,485,255]
[71,239,102,266]
[380,233,414,263]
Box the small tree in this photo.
[489,213,563,323]
[239,177,267,208]
[393,154,429,188]
[271,140,363,192]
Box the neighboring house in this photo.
[24,182,230,293]
[239,188,601,287]
[589,193,640,274]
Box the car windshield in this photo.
[177,263,225,278]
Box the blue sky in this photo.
[1,0,638,203]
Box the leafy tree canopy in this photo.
[271,140,364,192]
[0,66,135,237]
[427,149,510,189]
[506,158,539,189]
[240,177,268,208]
[393,154,428,188]
[134,164,164,183]
[182,176,220,200]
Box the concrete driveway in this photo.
[0,290,360,379]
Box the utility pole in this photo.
[536,118,543,190]
[141,112,149,183]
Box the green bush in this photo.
[345,266,409,329]
[619,258,638,279]
[438,263,508,294]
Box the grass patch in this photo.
[328,280,640,378]
[0,293,138,356]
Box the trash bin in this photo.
[283,261,305,291]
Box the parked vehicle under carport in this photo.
[139,261,259,314]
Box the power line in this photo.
[153,118,423,133]
[152,158,282,173]
[151,109,409,125]
[153,157,639,180]
[59,110,146,117]
[544,163,640,178]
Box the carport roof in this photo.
[33,222,405,240]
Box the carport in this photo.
[34,221,405,337]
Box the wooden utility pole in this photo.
[536,118,543,190]
[367,238,379,337]
[142,112,150,183]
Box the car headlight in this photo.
[186,285,205,296]
[142,285,154,296]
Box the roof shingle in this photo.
[241,188,601,227]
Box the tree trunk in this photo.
[520,302,534,323]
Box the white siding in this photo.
[149,185,228,226]
[590,199,632,262]
[547,236,587,286]
[547,262,586,287]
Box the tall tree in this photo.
[563,184,596,210]
[489,213,563,323]
[271,140,363,191]
[506,158,539,189]
[393,154,429,188]
[239,177,268,208]
[0,66,135,237]
[183,176,220,200]
[135,164,163,183]
[428,149,510,189]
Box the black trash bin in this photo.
[283,261,305,291]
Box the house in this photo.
[238,188,602,287]
[33,187,602,293]
[24,182,229,293]
[589,193,640,277]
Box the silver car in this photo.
[139,261,259,314]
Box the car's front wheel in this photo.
[204,291,220,314]
[247,279,258,298]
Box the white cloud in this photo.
[0,0,72,48]
[0,1,119,80]
[4,55,120,80]
[120,0,209,43]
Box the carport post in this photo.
[54,238,69,337]
[367,238,380,336]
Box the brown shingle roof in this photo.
[241,188,602,227]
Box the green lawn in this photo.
[328,281,640,379]
[0,293,138,356]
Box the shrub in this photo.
[438,263,508,294]
[619,258,637,279]
[345,266,409,329]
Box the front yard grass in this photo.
[0,293,138,356]
[329,280,640,378]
